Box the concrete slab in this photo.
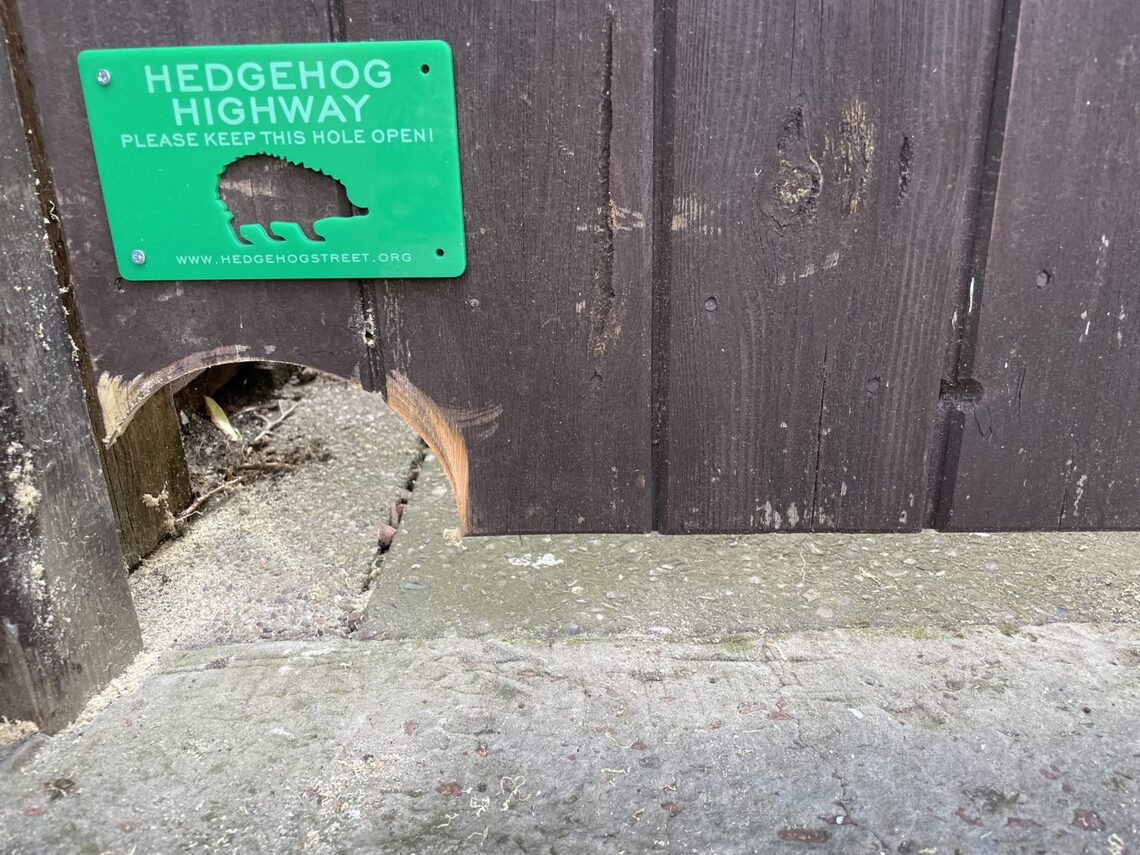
[363,458,1140,641]
[4,384,1140,853]
[1,627,1137,853]
[131,375,420,652]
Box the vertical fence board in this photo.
[14,0,374,444]
[942,0,1140,530]
[0,25,140,731]
[102,388,192,566]
[3,0,195,566]
[344,2,655,533]
[661,0,1002,532]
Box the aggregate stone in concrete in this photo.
[362,458,1140,641]
[5,381,1140,854]
[130,375,420,652]
[1,626,1137,853]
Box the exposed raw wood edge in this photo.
[96,345,252,443]
[97,344,372,443]
[385,370,470,534]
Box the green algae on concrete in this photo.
[361,457,1140,642]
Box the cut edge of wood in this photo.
[95,345,374,443]
[95,345,256,443]
[385,370,470,534]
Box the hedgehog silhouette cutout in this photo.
[217,153,368,245]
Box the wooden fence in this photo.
[7,0,1139,539]
[2,0,1138,726]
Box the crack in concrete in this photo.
[362,438,429,598]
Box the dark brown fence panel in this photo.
[15,0,654,536]
[14,0,377,446]
[659,0,1004,532]
[344,2,655,534]
[0,26,140,731]
[14,0,1140,537]
[941,0,1140,530]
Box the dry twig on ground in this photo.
[247,403,298,450]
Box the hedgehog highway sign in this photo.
[77,42,466,281]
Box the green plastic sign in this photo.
[77,41,466,281]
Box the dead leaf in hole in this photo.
[204,396,243,444]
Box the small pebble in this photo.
[378,524,398,548]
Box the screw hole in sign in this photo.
[436,248,445,256]
[421,64,431,74]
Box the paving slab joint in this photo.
[364,438,429,597]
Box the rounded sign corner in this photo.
[445,253,468,278]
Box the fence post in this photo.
[0,17,141,732]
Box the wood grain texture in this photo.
[661,0,1003,532]
[14,0,1138,536]
[0,23,141,732]
[942,0,1140,530]
[102,388,192,566]
[14,0,376,442]
[219,154,351,244]
[344,1,655,533]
